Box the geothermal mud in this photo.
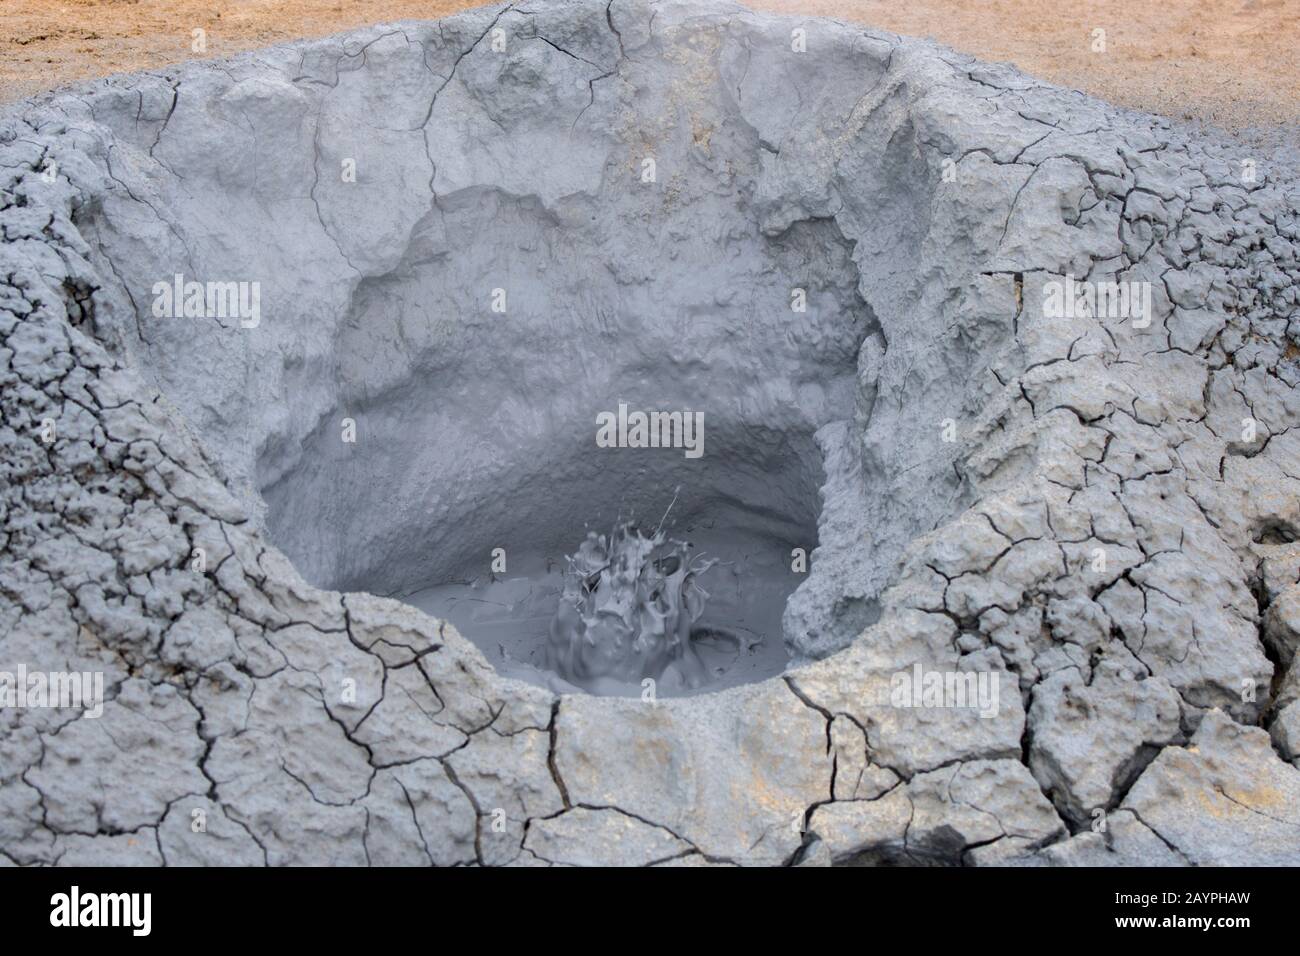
[409,513,798,696]
[2,0,1300,866]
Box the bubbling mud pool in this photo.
[403,510,797,698]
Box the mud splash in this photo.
[546,521,719,695]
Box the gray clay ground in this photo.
[2,0,1300,866]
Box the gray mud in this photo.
[3,0,1300,867]
[407,521,794,696]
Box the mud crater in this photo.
[65,6,923,696]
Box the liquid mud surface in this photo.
[405,525,794,697]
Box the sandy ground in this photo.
[1,0,1298,131]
